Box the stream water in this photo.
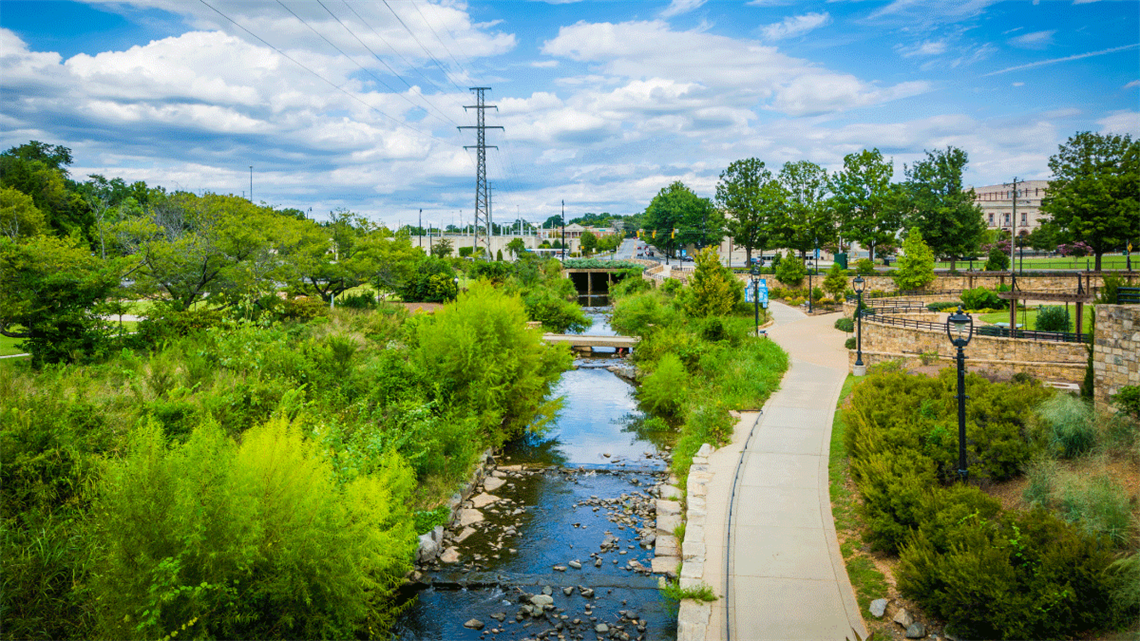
[392,310,677,640]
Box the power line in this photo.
[458,87,503,255]
[276,0,457,127]
[383,0,467,93]
[340,0,451,96]
[411,0,476,72]
[408,0,469,80]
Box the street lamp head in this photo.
[852,275,865,294]
[750,263,759,278]
[946,305,974,347]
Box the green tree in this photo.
[644,181,723,257]
[1040,131,1140,270]
[716,158,786,266]
[0,235,118,363]
[687,246,742,317]
[431,236,454,258]
[580,230,598,256]
[822,263,848,300]
[892,228,936,291]
[778,160,834,260]
[774,251,806,288]
[506,237,526,258]
[830,149,904,263]
[0,142,92,242]
[901,146,985,270]
[0,186,46,239]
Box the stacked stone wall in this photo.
[1093,305,1140,413]
[754,271,1138,296]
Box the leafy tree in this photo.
[985,246,1010,271]
[1024,225,1058,252]
[892,228,935,291]
[774,251,806,288]
[901,146,986,270]
[716,158,786,266]
[778,160,834,260]
[0,186,46,239]
[579,230,598,255]
[431,236,453,258]
[0,235,118,364]
[397,256,458,302]
[687,246,742,317]
[644,181,723,257]
[831,149,904,262]
[1040,131,1140,270]
[0,142,92,242]
[506,237,526,258]
[822,263,848,300]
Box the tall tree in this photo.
[778,160,833,260]
[715,159,785,266]
[901,146,986,270]
[830,149,903,263]
[643,181,723,258]
[1040,131,1140,270]
[0,142,92,241]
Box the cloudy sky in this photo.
[2,0,1137,229]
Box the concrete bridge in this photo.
[542,334,639,350]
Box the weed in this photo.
[659,579,717,602]
[1038,394,1096,458]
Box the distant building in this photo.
[970,179,1050,238]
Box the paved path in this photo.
[701,301,865,641]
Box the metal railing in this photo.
[864,313,1092,344]
[1120,287,1140,304]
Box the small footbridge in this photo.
[542,334,639,351]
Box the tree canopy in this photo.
[830,148,903,262]
[716,158,785,266]
[901,146,985,269]
[1040,131,1140,270]
[778,160,834,259]
[643,181,723,256]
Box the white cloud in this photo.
[1098,111,1140,137]
[983,43,1140,76]
[1008,30,1055,49]
[660,0,707,19]
[1124,80,1140,89]
[896,40,948,58]
[760,13,831,41]
[1012,82,1024,87]
[771,76,931,117]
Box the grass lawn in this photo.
[828,375,889,618]
[934,254,1133,271]
[0,321,139,357]
[979,308,1094,333]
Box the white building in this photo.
[970,179,1051,238]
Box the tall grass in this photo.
[1038,394,1096,458]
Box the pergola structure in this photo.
[997,275,1095,340]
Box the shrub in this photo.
[822,264,848,299]
[960,286,1004,311]
[811,286,825,301]
[855,258,876,276]
[1111,385,1140,419]
[891,228,935,291]
[639,353,688,417]
[1037,394,1095,458]
[898,508,1118,640]
[774,253,806,288]
[687,247,742,317]
[984,245,1010,271]
[1054,475,1135,547]
[834,317,854,333]
[925,301,960,312]
[844,336,857,350]
[1036,306,1070,332]
[610,275,652,299]
[850,451,937,554]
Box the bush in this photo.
[639,353,688,417]
[1037,394,1095,458]
[925,301,960,312]
[610,275,652,299]
[1036,305,1070,332]
[898,507,1119,640]
[891,229,935,291]
[686,247,742,317]
[851,451,937,554]
[774,253,806,288]
[1111,385,1140,419]
[855,258,876,276]
[834,317,854,332]
[960,286,1005,311]
[844,336,857,349]
[984,246,1010,271]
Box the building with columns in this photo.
[970,179,1051,238]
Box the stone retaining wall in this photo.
[677,443,713,641]
[747,272,1138,296]
[850,317,1087,382]
[1093,305,1140,413]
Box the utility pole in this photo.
[249,166,253,203]
[418,208,423,251]
[488,182,495,241]
[1004,177,1021,276]
[458,87,503,259]
[561,200,566,261]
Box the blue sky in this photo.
[2,0,1137,229]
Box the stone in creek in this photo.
[415,532,439,563]
[552,565,567,571]
[463,619,484,630]
[580,588,595,598]
[457,509,484,527]
[483,476,507,492]
[469,493,499,509]
[568,560,582,569]
[530,595,554,607]
[594,558,603,568]
[490,612,507,622]
[439,547,460,564]
[542,585,553,596]
[563,587,574,596]
[455,527,477,542]
[595,623,609,633]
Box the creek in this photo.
[392,310,677,640]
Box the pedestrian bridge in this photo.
[542,334,639,349]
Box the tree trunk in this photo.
[744,248,752,267]
[1095,252,1103,272]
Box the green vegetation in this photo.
[834,316,854,333]
[773,251,806,288]
[610,276,788,488]
[841,368,1139,639]
[660,579,717,603]
[934,254,1133,270]
[1035,305,1071,332]
[890,228,935,291]
[978,308,1095,334]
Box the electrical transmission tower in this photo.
[458,87,503,258]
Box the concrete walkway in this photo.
[700,301,865,641]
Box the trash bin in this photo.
[835,252,848,270]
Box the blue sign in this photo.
[744,278,768,307]
[814,247,820,260]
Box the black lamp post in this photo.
[852,275,866,375]
[453,276,460,300]
[750,263,760,337]
[946,305,974,483]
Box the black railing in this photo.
[864,314,1092,344]
[1120,287,1140,304]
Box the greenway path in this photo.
[699,301,865,640]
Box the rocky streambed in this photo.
[393,352,679,641]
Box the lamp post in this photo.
[453,276,460,301]
[853,275,866,376]
[946,305,974,483]
[750,263,760,337]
